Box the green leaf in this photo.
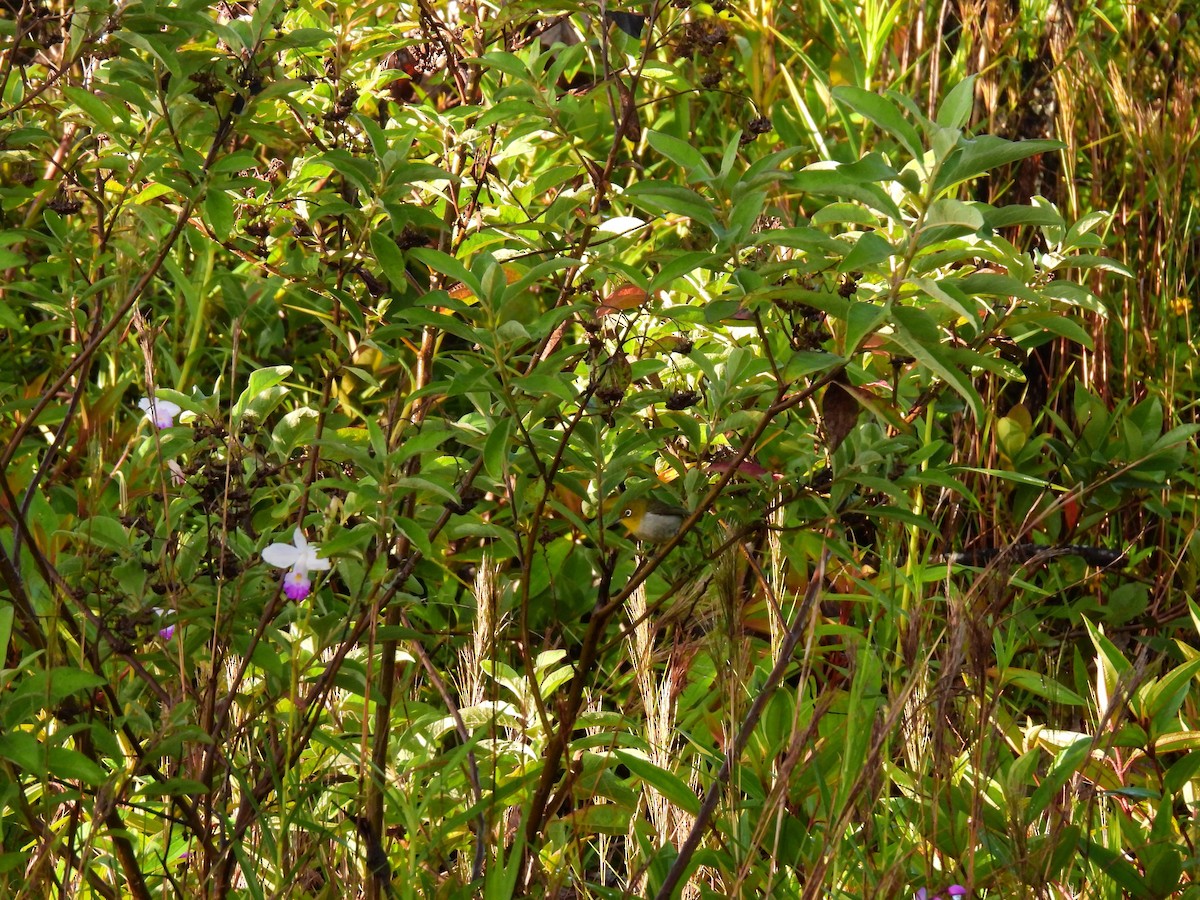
[623,181,719,229]
[845,301,888,353]
[646,130,714,182]
[996,413,1029,458]
[68,516,129,552]
[923,198,984,231]
[136,778,214,797]
[62,85,118,132]
[233,366,292,424]
[48,746,106,785]
[909,276,977,322]
[316,149,377,194]
[1051,254,1133,278]
[1003,668,1086,706]
[407,247,474,289]
[980,201,1066,230]
[473,50,530,80]
[393,476,461,506]
[48,668,107,698]
[1076,837,1152,896]
[935,136,1064,193]
[890,305,982,419]
[1164,749,1200,795]
[791,166,903,221]
[613,750,701,816]
[1027,737,1091,822]
[0,603,11,657]
[276,27,335,48]
[370,231,407,292]
[936,75,976,130]
[839,231,896,271]
[483,417,512,482]
[811,202,882,228]
[204,188,234,238]
[649,251,722,291]
[1085,616,1132,698]
[1144,657,1200,735]
[832,86,925,160]
[0,732,42,772]
[957,272,1042,304]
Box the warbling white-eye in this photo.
[604,495,691,543]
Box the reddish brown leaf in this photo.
[822,379,859,452]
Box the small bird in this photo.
[606,495,691,543]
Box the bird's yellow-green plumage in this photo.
[604,495,690,543]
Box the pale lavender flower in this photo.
[263,528,331,600]
[138,397,182,429]
[153,607,175,640]
[915,887,968,900]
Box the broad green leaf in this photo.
[62,85,118,132]
[233,366,292,423]
[1064,210,1112,246]
[980,202,1066,230]
[909,276,978,322]
[1041,281,1109,315]
[472,51,530,80]
[935,136,1064,193]
[1049,254,1133,278]
[0,732,41,772]
[923,198,984,231]
[890,305,982,419]
[811,202,882,228]
[483,417,512,482]
[1003,668,1086,706]
[69,516,129,552]
[48,746,106,785]
[395,517,434,562]
[0,248,25,269]
[204,188,234,237]
[0,604,11,657]
[1144,657,1200,734]
[623,181,719,229]
[839,231,896,271]
[832,86,925,161]
[957,272,1042,304]
[370,231,408,291]
[1027,737,1091,823]
[1157,731,1200,754]
[476,98,544,129]
[613,750,701,816]
[844,301,888,353]
[646,130,714,182]
[316,149,377,195]
[791,166,903,221]
[649,251,722,291]
[1085,616,1131,705]
[1075,838,1152,896]
[936,75,976,130]
[407,247,474,289]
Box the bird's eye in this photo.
[622,508,633,518]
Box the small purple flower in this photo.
[263,528,331,600]
[153,607,175,640]
[138,396,182,429]
[915,887,967,900]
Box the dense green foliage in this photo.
[2,0,1200,897]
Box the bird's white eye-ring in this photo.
[622,508,633,518]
